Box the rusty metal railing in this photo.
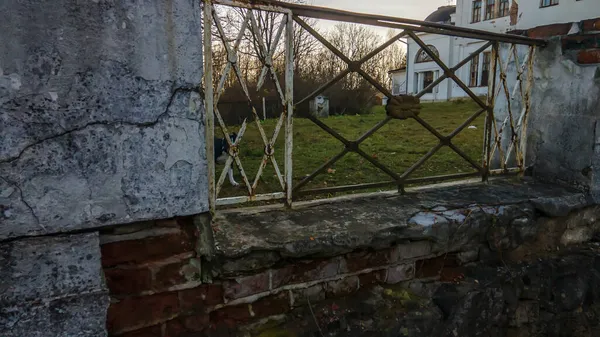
[204,0,294,212]
[203,0,545,213]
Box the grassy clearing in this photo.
[216,100,485,200]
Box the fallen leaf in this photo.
[310,236,315,241]
[327,168,336,174]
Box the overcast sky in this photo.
[308,0,456,36]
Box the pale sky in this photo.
[308,0,456,36]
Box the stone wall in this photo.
[99,181,600,336]
[0,1,205,336]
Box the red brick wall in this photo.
[101,220,466,337]
[508,17,600,65]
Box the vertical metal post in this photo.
[284,12,294,207]
[483,42,499,182]
[519,46,535,174]
[204,0,216,214]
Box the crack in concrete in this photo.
[0,176,44,230]
[0,86,200,165]
[1,86,201,231]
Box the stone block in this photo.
[107,292,180,335]
[291,257,347,284]
[457,250,479,265]
[511,217,537,243]
[358,270,386,287]
[270,265,295,290]
[561,226,594,246]
[509,301,539,328]
[325,276,360,297]
[346,249,390,272]
[223,271,270,301]
[389,241,433,263]
[0,292,109,337]
[221,251,282,276]
[0,233,106,306]
[386,264,415,284]
[291,284,326,308]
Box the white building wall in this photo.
[406,0,600,101]
[516,0,600,30]
[406,33,453,101]
[390,70,407,95]
[455,0,511,33]
[451,38,492,98]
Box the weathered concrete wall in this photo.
[0,233,108,337]
[0,1,206,336]
[524,39,600,199]
[0,0,207,241]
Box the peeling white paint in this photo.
[48,92,58,101]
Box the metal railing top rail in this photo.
[212,0,547,46]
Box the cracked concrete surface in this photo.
[521,40,600,196]
[212,179,591,261]
[0,233,109,337]
[0,0,207,241]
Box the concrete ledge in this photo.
[213,179,592,262]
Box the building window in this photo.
[423,71,434,93]
[540,0,559,7]
[481,52,491,86]
[415,45,439,63]
[472,0,482,23]
[469,56,480,87]
[499,0,510,17]
[485,0,496,20]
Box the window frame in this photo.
[469,55,480,87]
[415,45,440,63]
[472,0,482,23]
[481,52,491,87]
[540,0,559,8]
[485,0,496,20]
[498,0,510,17]
[423,71,435,94]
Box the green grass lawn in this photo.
[216,100,485,201]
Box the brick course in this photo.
[101,218,473,336]
[578,49,600,64]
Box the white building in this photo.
[388,66,407,96]
[399,0,600,101]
